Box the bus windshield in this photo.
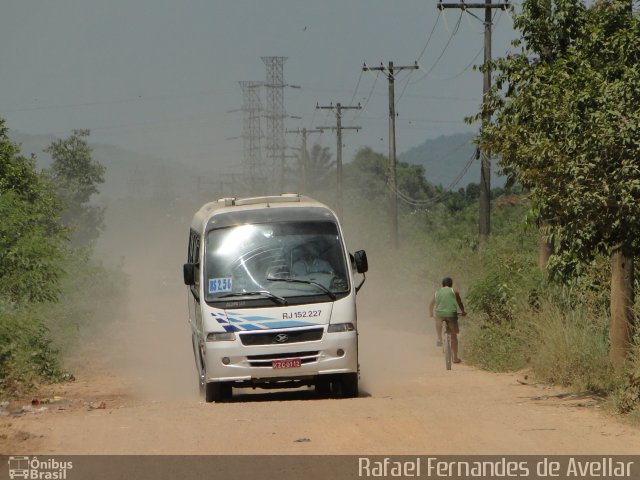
[204,221,350,303]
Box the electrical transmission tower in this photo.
[437,0,509,246]
[238,81,264,195]
[262,56,289,194]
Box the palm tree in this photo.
[301,144,335,194]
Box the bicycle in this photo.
[441,312,466,370]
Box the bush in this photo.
[39,248,129,354]
[0,302,66,398]
[467,273,517,324]
[0,250,128,399]
[462,318,529,371]
[527,303,615,393]
[609,347,640,417]
[329,160,640,415]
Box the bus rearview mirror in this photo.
[354,250,368,274]
[183,263,196,285]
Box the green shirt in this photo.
[435,287,458,317]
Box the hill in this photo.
[398,132,505,189]
[8,129,505,203]
[8,130,215,201]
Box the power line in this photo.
[363,61,419,249]
[425,45,484,82]
[437,0,510,246]
[389,147,478,207]
[394,13,441,106]
[347,68,365,107]
[316,102,361,219]
[410,11,464,85]
[0,88,230,114]
[350,71,380,126]
[417,13,442,62]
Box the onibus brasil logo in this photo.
[8,457,73,479]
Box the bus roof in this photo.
[190,194,337,233]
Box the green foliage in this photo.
[0,301,66,398]
[467,273,517,324]
[345,147,389,200]
[463,320,529,372]
[38,249,129,354]
[480,0,640,276]
[339,127,640,412]
[45,129,106,246]
[0,119,127,399]
[0,120,67,303]
[0,251,128,399]
[527,303,615,393]
[466,227,543,324]
[610,344,640,417]
[0,191,67,303]
[304,144,336,194]
[344,147,434,211]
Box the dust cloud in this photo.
[88,196,200,402]
[75,189,440,402]
[354,245,438,397]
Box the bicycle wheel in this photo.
[443,323,452,370]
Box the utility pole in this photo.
[316,103,361,220]
[437,0,509,246]
[363,61,418,249]
[286,128,323,193]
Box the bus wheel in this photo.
[315,376,332,396]
[340,373,359,398]
[205,382,232,403]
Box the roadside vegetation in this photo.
[0,122,126,399]
[307,0,640,420]
[2,0,638,424]
[307,129,639,419]
[341,163,639,418]
[466,0,640,420]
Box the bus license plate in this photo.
[272,358,301,369]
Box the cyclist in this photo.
[429,277,466,363]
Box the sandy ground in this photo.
[1,198,639,455]
[2,322,639,455]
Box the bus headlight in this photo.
[327,323,355,333]
[206,332,236,342]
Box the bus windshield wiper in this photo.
[266,277,337,300]
[217,290,288,305]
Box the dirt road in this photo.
[2,319,639,455]
[1,198,638,455]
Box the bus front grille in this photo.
[239,328,324,346]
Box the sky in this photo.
[0,0,517,175]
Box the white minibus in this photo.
[183,194,368,402]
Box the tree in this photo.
[45,130,106,246]
[345,147,434,209]
[304,144,336,194]
[480,0,640,366]
[0,119,67,303]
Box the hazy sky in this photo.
[0,0,516,174]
